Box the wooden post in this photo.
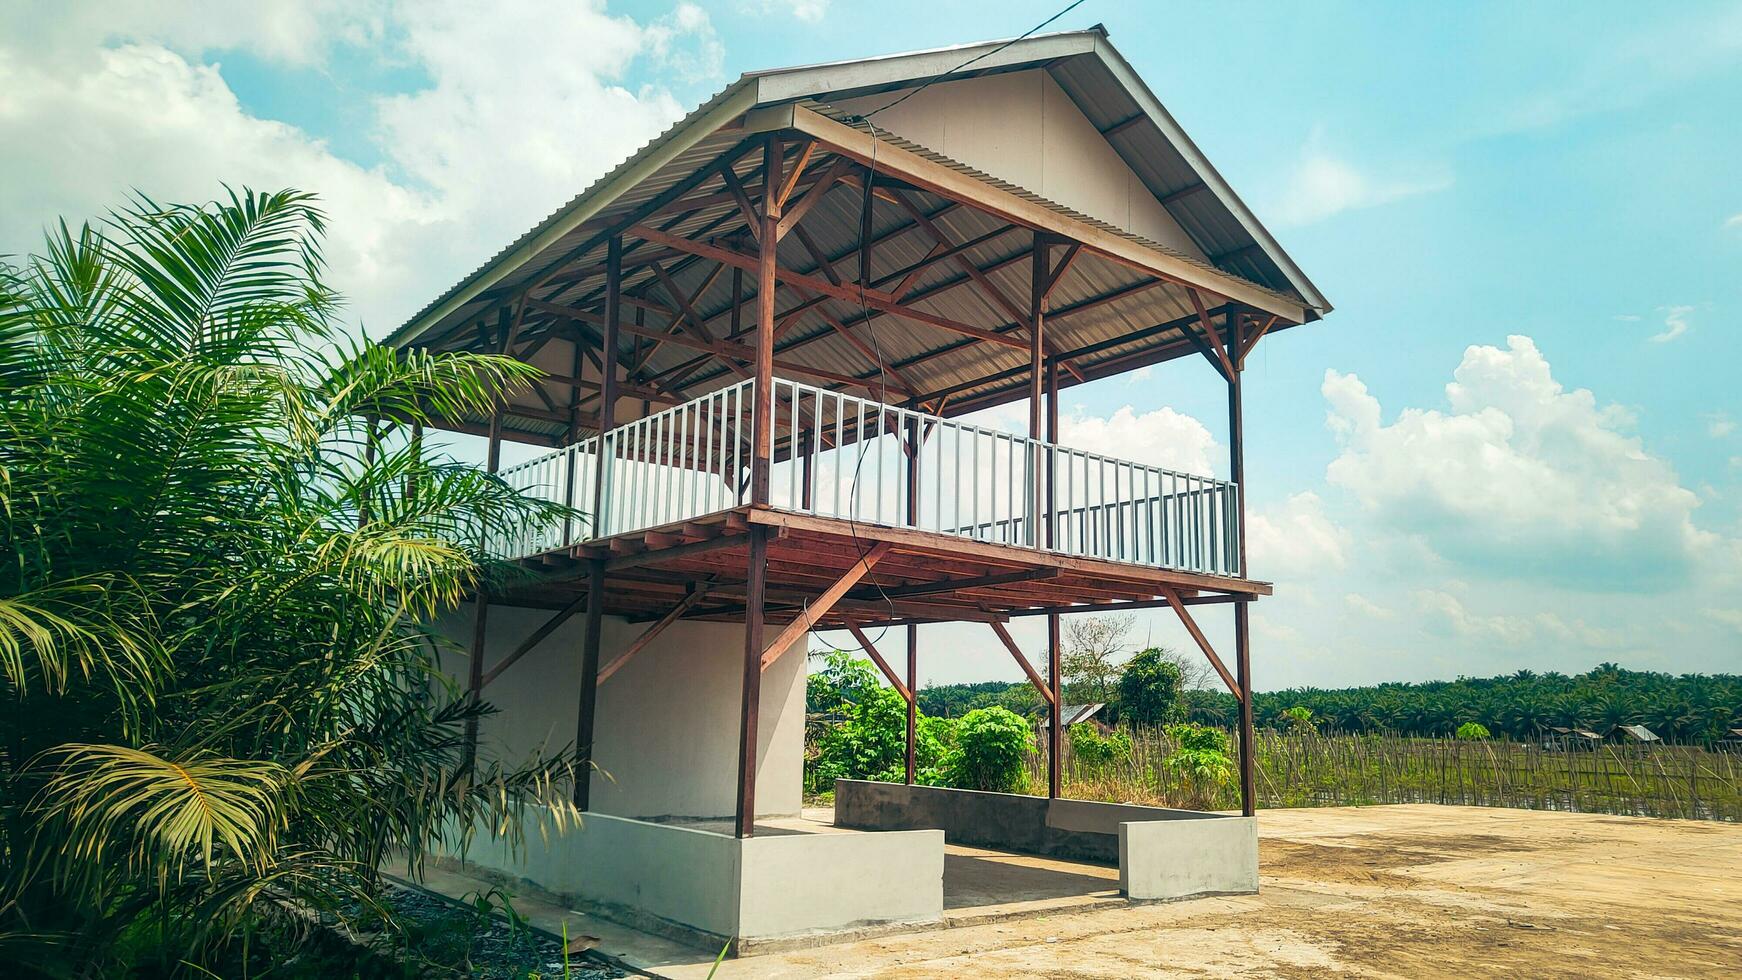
[1228,314,1256,817]
[736,527,768,837]
[1028,237,1047,549]
[737,135,781,839]
[905,416,921,784]
[462,409,503,775]
[1044,335,1062,800]
[573,558,605,808]
[572,239,621,810]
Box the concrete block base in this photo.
[834,780,1257,902]
[444,808,944,950]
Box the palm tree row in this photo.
[1178,663,1741,743]
[1,189,574,974]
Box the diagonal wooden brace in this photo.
[1161,587,1242,697]
[845,620,911,703]
[989,620,1058,707]
[760,542,893,671]
[478,591,588,689]
[598,577,716,685]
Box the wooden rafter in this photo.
[1237,313,1279,369]
[989,620,1058,707]
[630,224,1030,353]
[759,541,892,671]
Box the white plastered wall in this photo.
[834,69,1207,258]
[432,603,804,820]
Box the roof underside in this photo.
[388,29,1329,445]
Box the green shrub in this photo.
[807,681,954,792]
[1163,722,1235,787]
[1282,705,1317,733]
[1455,721,1492,741]
[944,706,1033,792]
[1068,723,1132,769]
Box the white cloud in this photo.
[1247,492,1349,573]
[1651,304,1693,343]
[1725,213,1742,231]
[1273,126,1450,226]
[1708,414,1736,438]
[1706,607,1742,633]
[1343,593,1392,619]
[1411,590,1624,648]
[0,1,713,335]
[1323,335,1725,590]
[739,0,830,23]
[1056,404,1220,478]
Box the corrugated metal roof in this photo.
[387,28,1330,438]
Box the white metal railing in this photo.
[767,378,1241,577]
[489,377,1241,578]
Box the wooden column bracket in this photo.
[1185,287,1235,383]
[844,620,912,703]
[759,542,893,671]
[988,620,1058,707]
[1161,587,1241,697]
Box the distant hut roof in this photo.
[1617,724,1660,742]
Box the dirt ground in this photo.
[420,804,1742,978]
[688,805,1742,979]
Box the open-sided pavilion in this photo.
[391,26,1329,949]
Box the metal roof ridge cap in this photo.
[1088,33,1332,316]
[748,30,1101,107]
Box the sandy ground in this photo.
[420,805,1742,978]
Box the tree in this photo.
[1118,647,1184,726]
[0,189,576,974]
[1060,614,1133,705]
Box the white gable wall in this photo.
[834,70,1207,259]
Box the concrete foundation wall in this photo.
[450,809,944,944]
[432,604,804,820]
[834,780,1257,901]
[457,810,741,937]
[1119,816,1258,901]
[738,829,944,941]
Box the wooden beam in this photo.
[597,580,714,684]
[844,621,912,703]
[574,559,606,808]
[1161,587,1241,697]
[1041,244,1082,300]
[628,224,1032,353]
[989,620,1057,707]
[1187,287,1235,381]
[1159,182,1208,206]
[759,541,893,670]
[756,104,1309,321]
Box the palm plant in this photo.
[0,188,577,974]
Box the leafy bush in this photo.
[1118,647,1184,725]
[1163,723,1235,788]
[944,706,1033,792]
[1068,723,1133,769]
[807,676,954,792]
[1282,705,1318,733]
[1455,721,1492,741]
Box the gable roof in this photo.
[386,26,1327,353]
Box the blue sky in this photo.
[3,1,1738,688]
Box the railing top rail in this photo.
[776,376,1235,490]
